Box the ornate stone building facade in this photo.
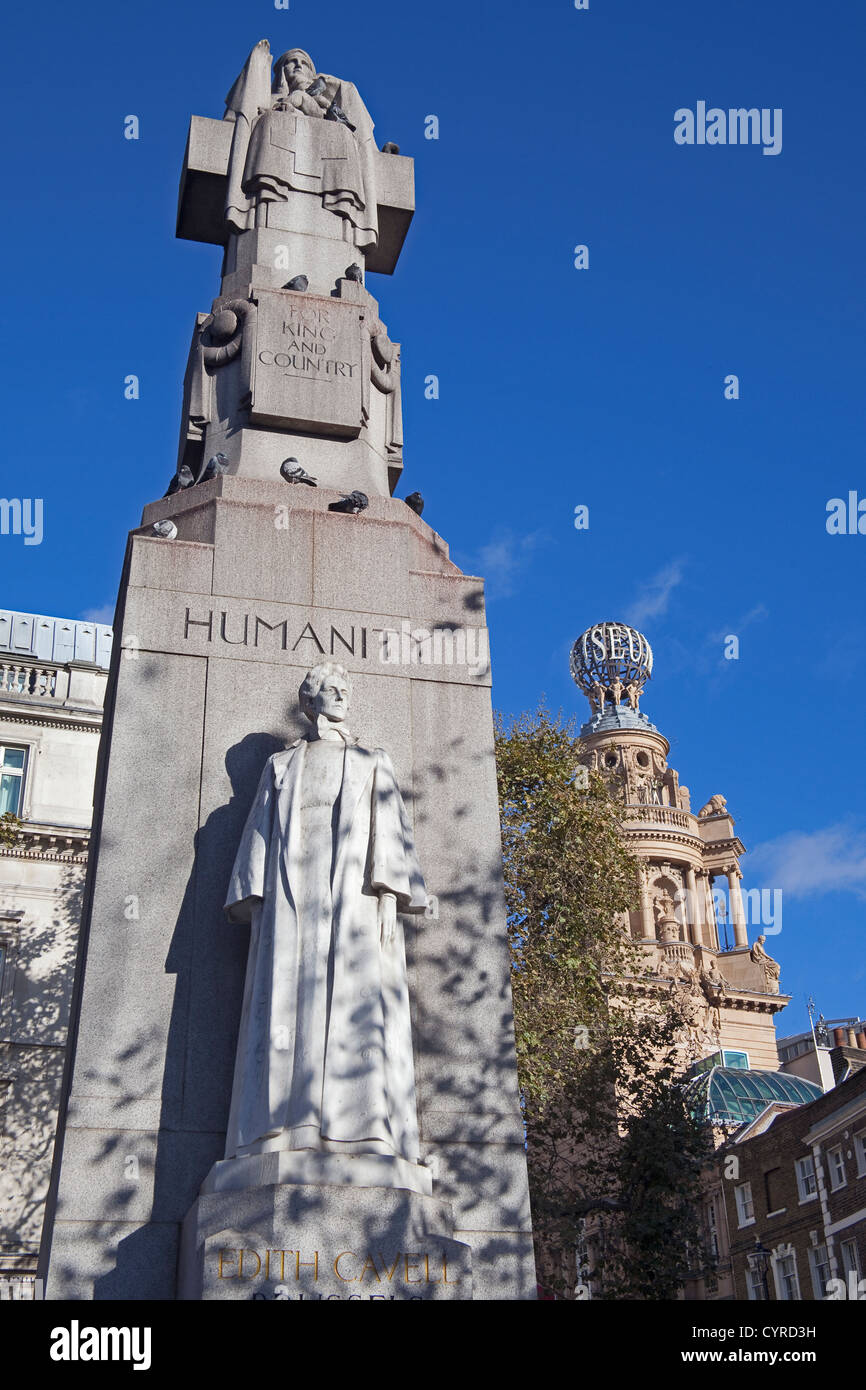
[571,620,787,1071]
[0,610,110,1294]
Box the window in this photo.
[574,1222,591,1294]
[855,1131,866,1179]
[704,1200,719,1260]
[774,1252,800,1301]
[808,1244,832,1299]
[735,1182,754,1227]
[723,1049,749,1069]
[690,1051,723,1076]
[0,915,23,1020]
[0,745,26,817]
[746,1266,768,1301]
[763,1167,784,1214]
[0,941,8,1020]
[840,1240,861,1280]
[827,1146,846,1191]
[795,1155,817,1201]
[0,1076,12,1138]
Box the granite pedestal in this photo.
[43,480,535,1300]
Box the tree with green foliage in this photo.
[495,705,712,1300]
[0,812,20,848]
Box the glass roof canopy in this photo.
[683,1067,823,1128]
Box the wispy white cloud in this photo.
[79,603,115,626]
[740,603,769,628]
[474,530,545,600]
[709,603,769,644]
[625,560,685,627]
[748,823,866,900]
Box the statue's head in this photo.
[299,662,352,725]
[273,48,316,94]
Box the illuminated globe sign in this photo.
[570,621,653,713]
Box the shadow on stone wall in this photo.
[86,700,527,1297]
[1,863,83,1261]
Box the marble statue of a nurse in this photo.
[223,662,428,1167]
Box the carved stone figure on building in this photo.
[223,43,380,248]
[750,935,781,995]
[670,978,720,1057]
[700,954,727,998]
[223,661,429,1164]
[637,775,663,806]
[660,948,696,982]
[654,890,682,945]
[360,309,403,467]
[174,298,257,474]
[699,793,728,817]
[653,890,675,922]
[699,957,728,1029]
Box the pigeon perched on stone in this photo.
[286,275,309,292]
[305,76,327,99]
[164,465,195,497]
[329,491,369,515]
[345,263,364,284]
[325,99,356,132]
[280,457,317,486]
[151,520,178,539]
[200,452,229,482]
[405,492,424,516]
[381,141,400,154]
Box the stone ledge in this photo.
[201,1149,433,1198]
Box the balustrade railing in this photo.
[0,662,59,698]
[620,804,692,829]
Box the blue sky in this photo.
[2,0,864,1034]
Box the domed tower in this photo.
[571,620,788,1071]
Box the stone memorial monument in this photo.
[218,660,429,1184]
[42,40,534,1300]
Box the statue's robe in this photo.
[223,43,379,248]
[223,739,427,1163]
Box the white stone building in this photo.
[0,610,111,1293]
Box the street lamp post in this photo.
[748,1236,773,1301]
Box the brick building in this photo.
[719,1066,866,1300]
